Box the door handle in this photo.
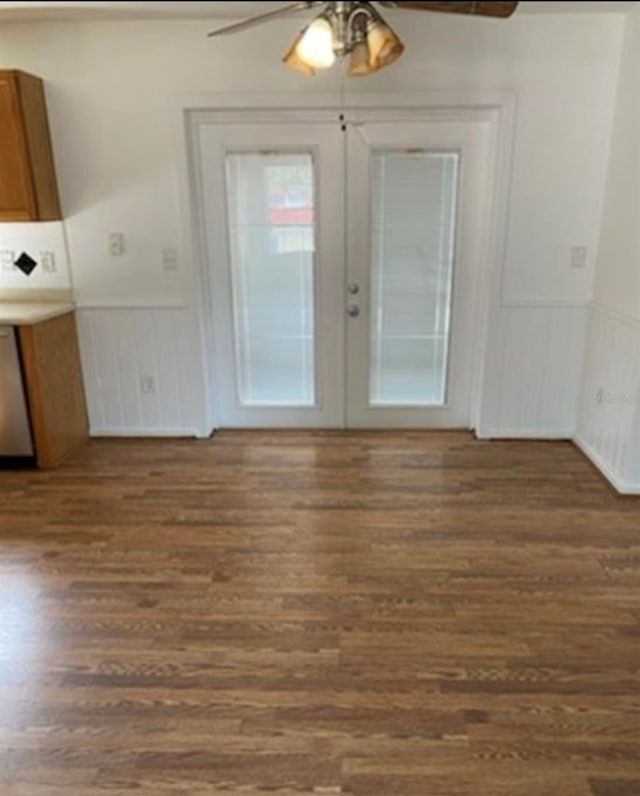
[347,305,360,318]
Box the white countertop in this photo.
[0,302,75,326]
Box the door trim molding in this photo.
[174,90,514,114]
[174,91,517,433]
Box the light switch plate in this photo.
[108,233,125,257]
[0,250,16,271]
[571,246,588,269]
[40,251,57,274]
[162,248,179,271]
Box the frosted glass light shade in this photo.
[367,20,404,69]
[296,17,336,69]
[282,38,316,75]
[283,9,403,77]
[348,39,374,76]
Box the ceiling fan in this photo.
[208,1,518,77]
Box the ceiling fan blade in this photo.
[207,1,322,37]
[386,1,518,17]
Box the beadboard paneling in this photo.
[77,305,590,443]
[76,308,208,437]
[478,305,588,438]
[575,304,640,493]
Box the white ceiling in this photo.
[0,0,636,20]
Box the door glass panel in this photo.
[225,153,316,406]
[369,151,459,406]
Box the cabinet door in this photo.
[19,313,89,468]
[0,72,36,220]
[0,70,61,221]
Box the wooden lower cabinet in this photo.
[18,312,88,468]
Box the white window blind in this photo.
[225,153,316,407]
[369,151,459,406]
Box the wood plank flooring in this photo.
[0,431,639,795]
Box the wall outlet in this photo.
[0,250,16,271]
[162,248,179,271]
[108,233,125,257]
[140,375,156,394]
[40,250,57,274]
[570,246,588,269]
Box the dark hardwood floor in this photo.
[0,431,639,795]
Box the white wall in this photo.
[0,12,623,436]
[576,5,640,493]
[591,5,640,320]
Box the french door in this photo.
[196,111,491,429]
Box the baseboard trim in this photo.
[90,428,200,439]
[476,429,574,440]
[573,435,640,495]
[500,299,588,309]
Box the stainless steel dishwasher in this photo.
[0,326,34,458]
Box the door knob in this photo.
[348,283,360,295]
[348,305,360,318]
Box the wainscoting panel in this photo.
[76,308,208,437]
[575,304,640,493]
[478,305,588,439]
[78,305,590,441]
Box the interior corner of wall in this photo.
[627,399,640,485]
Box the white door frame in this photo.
[174,92,516,435]
[345,114,494,428]
[196,119,346,428]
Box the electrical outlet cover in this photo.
[140,375,156,394]
[108,233,125,257]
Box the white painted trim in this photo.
[76,301,189,310]
[172,91,516,114]
[476,428,574,440]
[573,435,640,495]
[170,93,219,438]
[590,301,640,330]
[500,299,588,309]
[173,90,516,434]
[90,427,204,438]
[470,94,518,433]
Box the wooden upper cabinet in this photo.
[0,70,62,221]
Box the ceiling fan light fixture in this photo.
[210,2,518,78]
[289,14,336,72]
[366,17,405,69]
